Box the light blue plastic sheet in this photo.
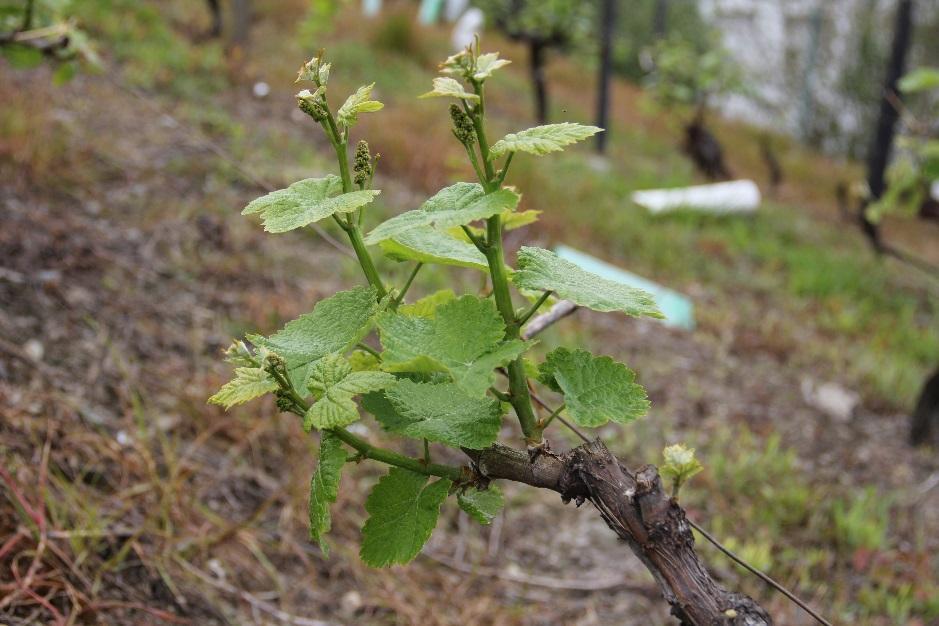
[418,0,446,24]
[554,245,695,330]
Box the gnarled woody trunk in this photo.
[465,440,772,625]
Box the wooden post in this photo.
[862,0,914,249]
[653,0,668,39]
[595,0,616,153]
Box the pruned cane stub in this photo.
[467,440,771,626]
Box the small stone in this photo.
[253,81,270,98]
[36,270,61,286]
[347,422,370,437]
[155,414,181,432]
[23,339,44,361]
[801,378,859,421]
[340,590,362,615]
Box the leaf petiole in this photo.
[539,403,566,429]
[494,151,514,187]
[392,263,423,307]
[517,291,553,327]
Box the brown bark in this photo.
[466,440,771,625]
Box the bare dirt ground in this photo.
[2,46,938,626]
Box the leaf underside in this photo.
[364,183,519,245]
[418,76,480,101]
[513,247,662,318]
[458,484,504,524]
[243,175,380,233]
[308,432,347,556]
[489,123,603,158]
[208,367,279,409]
[379,226,489,271]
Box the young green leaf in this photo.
[457,209,541,240]
[243,176,341,215]
[364,183,519,245]
[360,468,451,567]
[337,83,384,128]
[513,247,662,318]
[538,348,649,427]
[379,226,489,271]
[419,77,480,102]
[249,286,380,391]
[458,484,504,524]
[489,123,603,159]
[897,67,939,94]
[296,54,330,86]
[377,380,503,449]
[398,289,457,318]
[377,295,530,396]
[348,349,381,372]
[309,432,347,556]
[242,175,380,233]
[661,444,704,497]
[304,354,397,430]
[208,367,279,409]
[472,52,511,81]
[501,209,541,230]
[439,49,474,78]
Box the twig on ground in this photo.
[175,557,336,626]
[422,550,659,596]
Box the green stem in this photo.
[423,439,431,464]
[322,105,353,192]
[393,262,423,307]
[506,359,539,442]
[319,101,388,300]
[461,225,487,252]
[332,427,461,481]
[485,218,516,324]
[517,291,552,327]
[495,151,514,187]
[462,141,486,185]
[346,223,388,300]
[469,88,496,188]
[469,80,540,443]
[269,364,461,481]
[539,403,565,429]
[489,387,512,403]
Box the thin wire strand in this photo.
[687,519,833,626]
